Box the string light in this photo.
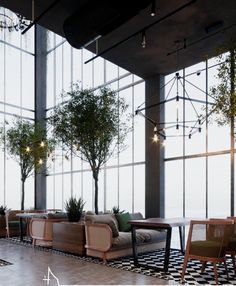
[153,126,159,142]
[25,146,31,153]
[40,141,45,147]
[38,158,43,165]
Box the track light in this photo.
[150,0,156,16]
[141,30,146,48]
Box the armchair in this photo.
[181,219,234,284]
[5,210,26,238]
[29,215,67,247]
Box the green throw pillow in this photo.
[116,212,131,232]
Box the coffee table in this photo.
[129,217,190,272]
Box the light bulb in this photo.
[38,158,43,165]
[40,141,45,147]
[153,134,159,142]
[25,146,30,152]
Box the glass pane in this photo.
[63,173,72,205]
[185,158,206,218]
[134,82,145,162]
[82,171,93,211]
[106,168,118,211]
[98,169,105,212]
[94,57,104,87]
[208,155,230,217]
[5,158,21,209]
[208,57,230,151]
[22,52,34,110]
[46,175,55,209]
[119,88,133,164]
[134,164,145,215]
[54,174,63,210]
[72,172,82,199]
[5,47,21,106]
[82,49,93,88]
[165,160,183,218]
[119,166,132,212]
[105,60,118,82]
[62,42,72,91]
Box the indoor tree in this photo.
[0,118,54,210]
[49,84,131,214]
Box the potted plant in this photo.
[111,206,124,215]
[65,197,85,222]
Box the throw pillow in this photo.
[85,214,119,237]
[116,212,131,232]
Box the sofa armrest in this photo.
[85,223,113,252]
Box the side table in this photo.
[52,222,85,255]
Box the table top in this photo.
[16,212,48,218]
[129,217,190,228]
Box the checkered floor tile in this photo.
[107,250,236,285]
[3,237,236,285]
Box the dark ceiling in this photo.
[0,0,236,78]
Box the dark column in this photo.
[34,25,47,210]
[145,74,165,218]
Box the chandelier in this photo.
[0,7,30,32]
[135,70,212,143]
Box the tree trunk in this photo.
[21,178,25,211]
[93,170,99,214]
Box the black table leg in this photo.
[179,226,185,254]
[131,226,138,266]
[19,217,23,241]
[163,227,172,272]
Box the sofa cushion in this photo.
[112,232,144,249]
[136,229,166,243]
[129,212,144,220]
[85,214,119,238]
[112,230,166,250]
[116,212,131,232]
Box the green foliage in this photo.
[0,118,55,210]
[111,206,125,215]
[65,197,85,222]
[49,84,131,214]
[210,47,236,126]
[0,205,7,216]
[0,118,54,180]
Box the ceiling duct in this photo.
[63,0,153,49]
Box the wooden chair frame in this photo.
[181,219,234,285]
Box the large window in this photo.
[0,28,35,209]
[165,56,235,221]
[46,31,145,213]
